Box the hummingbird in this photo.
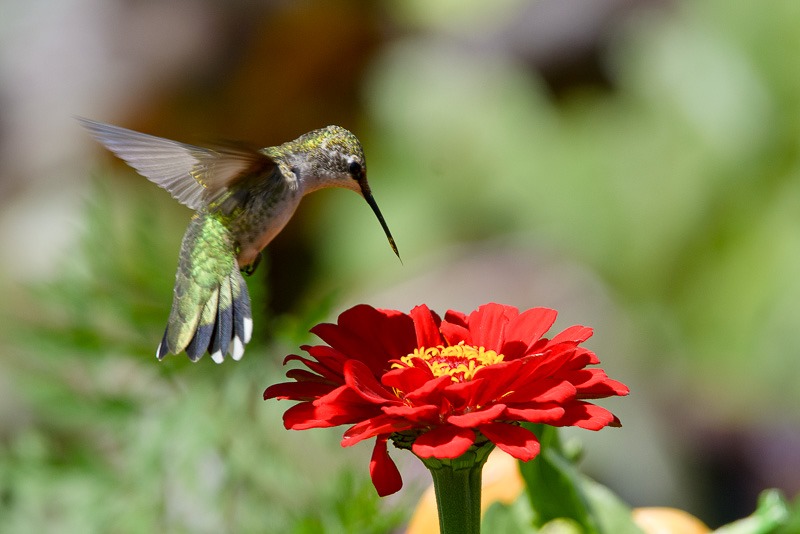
[79,118,399,363]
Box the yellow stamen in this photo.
[394,342,504,382]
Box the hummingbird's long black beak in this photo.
[364,193,400,261]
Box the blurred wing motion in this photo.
[78,117,275,211]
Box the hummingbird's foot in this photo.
[241,253,262,276]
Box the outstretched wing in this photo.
[78,118,275,211]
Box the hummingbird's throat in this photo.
[394,343,504,382]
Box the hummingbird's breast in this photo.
[227,165,302,268]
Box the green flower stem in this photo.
[419,444,494,534]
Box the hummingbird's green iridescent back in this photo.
[80,118,398,363]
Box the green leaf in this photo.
[582,476,645,534]
[714,490,791,534]
[540,518,585,534]
[519,424,643,534]
[521,441,596,531]
[482,496,536,533]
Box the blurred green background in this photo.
[1,0,799,531]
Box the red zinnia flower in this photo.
[264,303,629,496]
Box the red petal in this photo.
[442,379,484,410]
[478,357,568,405]
[412,426,475,458]
[443,309,468,327]
[284,353,342,382]
[285,368,329,383]
[343,414,415,445]
[550,325,593,344]
[340,305,417,359]
[479,423,541,461]
[381,366,433,395]
[404,375,452,404]
[263,381,335,401]
[311,323,379,362]
[290,386,381,427]
[282,402,339,430]
[344,360,397,404]
[370,436,403,497]
[311,305,414,373]
[440,322,470,346]
[470,359,525,407]
[578,378,631,398]
[467,303,517,350]
[372,309,420,362]
[562,347,599,369]
[410,304,444,348]
[555,401,619,430]
[532,379,578,403]
[447,403,506,428]
[382,404,440,422]
[502,378,577,405]
[501,307,557,359]
[523,345,577,381]
[559,368,600,387]
[557,369,630,399]
[504,404,565,423]
[302,345,349,375]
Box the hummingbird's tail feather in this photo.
[156,216,253,363]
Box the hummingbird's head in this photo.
[294,125,366,193]
[291,125,400,259]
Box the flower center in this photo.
[395,343,504,382]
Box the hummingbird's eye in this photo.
[348,160,362,178]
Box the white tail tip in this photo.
[232,337,245,361]
[243,317,253,344]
